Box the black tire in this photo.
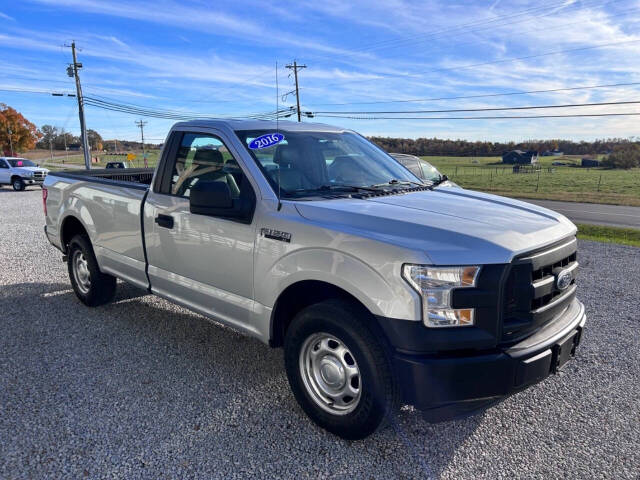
[12,177,25,191]
[67,234,117,306]
[284,299,400,440]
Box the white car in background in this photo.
[389,153,459,188]
[0,157,49,191]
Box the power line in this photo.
[319,38,640,90]
[83,94,294,119]
[308,81,640,107]
[306,0,599,64]
[314,99,640,115]
[315,112,640,120]
[349,0,621,57]
[83,96,294,120]
[0,87,76,96]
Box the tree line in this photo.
[36,125,104,151]
[368,136,637,157]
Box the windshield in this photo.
[7,159,37,167]
[236,130,423,197]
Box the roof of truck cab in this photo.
[172,119,349,132]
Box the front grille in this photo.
[502,237,578,343]
[33,171,46,180]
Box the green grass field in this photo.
[37,151,161,170]
[576,224,640,247]
[424,155,640,206]
[25,149,640,207]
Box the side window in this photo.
[167,133,245,199]
[0,160,8,169]
[395,156,424,179]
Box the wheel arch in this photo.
[60,215,90,254]
[269,280,376,348]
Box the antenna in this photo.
[276,61,282,211]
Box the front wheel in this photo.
[67,234,117,306]
[12,178,25,191]
[284,299,400,440]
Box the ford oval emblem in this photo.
[249,133,284,150]
[556,269,573,291]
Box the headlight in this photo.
[23,171,33,177]
[402,265,480,327]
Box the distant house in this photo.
[581,157,601,167]
[67,143,82,151]
[502,150,539,164]
[542,150,563,156]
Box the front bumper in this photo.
[392,298,586,420]
[22,177,45,185]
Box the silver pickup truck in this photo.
[43,119,585,439]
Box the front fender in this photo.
[256,247,421,320]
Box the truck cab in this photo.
[43,120,585,439]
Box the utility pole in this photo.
[7,127,13,156]
[66,41,91,170]
[136,119,147,167]
[64,134,68,164]
[285,61,306,122]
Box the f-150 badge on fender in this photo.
[260,228,291,243]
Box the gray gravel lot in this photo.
[1,188,639,479]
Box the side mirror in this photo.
[190,180,235,216]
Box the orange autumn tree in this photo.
[0,104,42,155]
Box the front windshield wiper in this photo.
[371,178,428,188]
[289,184,381,195]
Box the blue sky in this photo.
[1,0,639,143]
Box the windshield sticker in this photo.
[249,133,284,150]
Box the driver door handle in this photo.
[155,214,174,229]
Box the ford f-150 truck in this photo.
[43,120,585,439]
[0,157,49,190]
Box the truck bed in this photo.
[51,168,154,189]
[44,168,154,290]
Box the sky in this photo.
[1,0,639,143]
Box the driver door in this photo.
[143,130,258,335]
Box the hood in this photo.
[294,188,576,265]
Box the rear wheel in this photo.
[12,178,25,191]
[284,299,400,440]
[67,234,116,306]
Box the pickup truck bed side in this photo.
[46,169,154,290]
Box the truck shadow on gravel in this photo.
[1,281,485,479]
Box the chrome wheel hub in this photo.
[72,250,91,294]
[299,333,361,415]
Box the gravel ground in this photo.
[1,188,638,479]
